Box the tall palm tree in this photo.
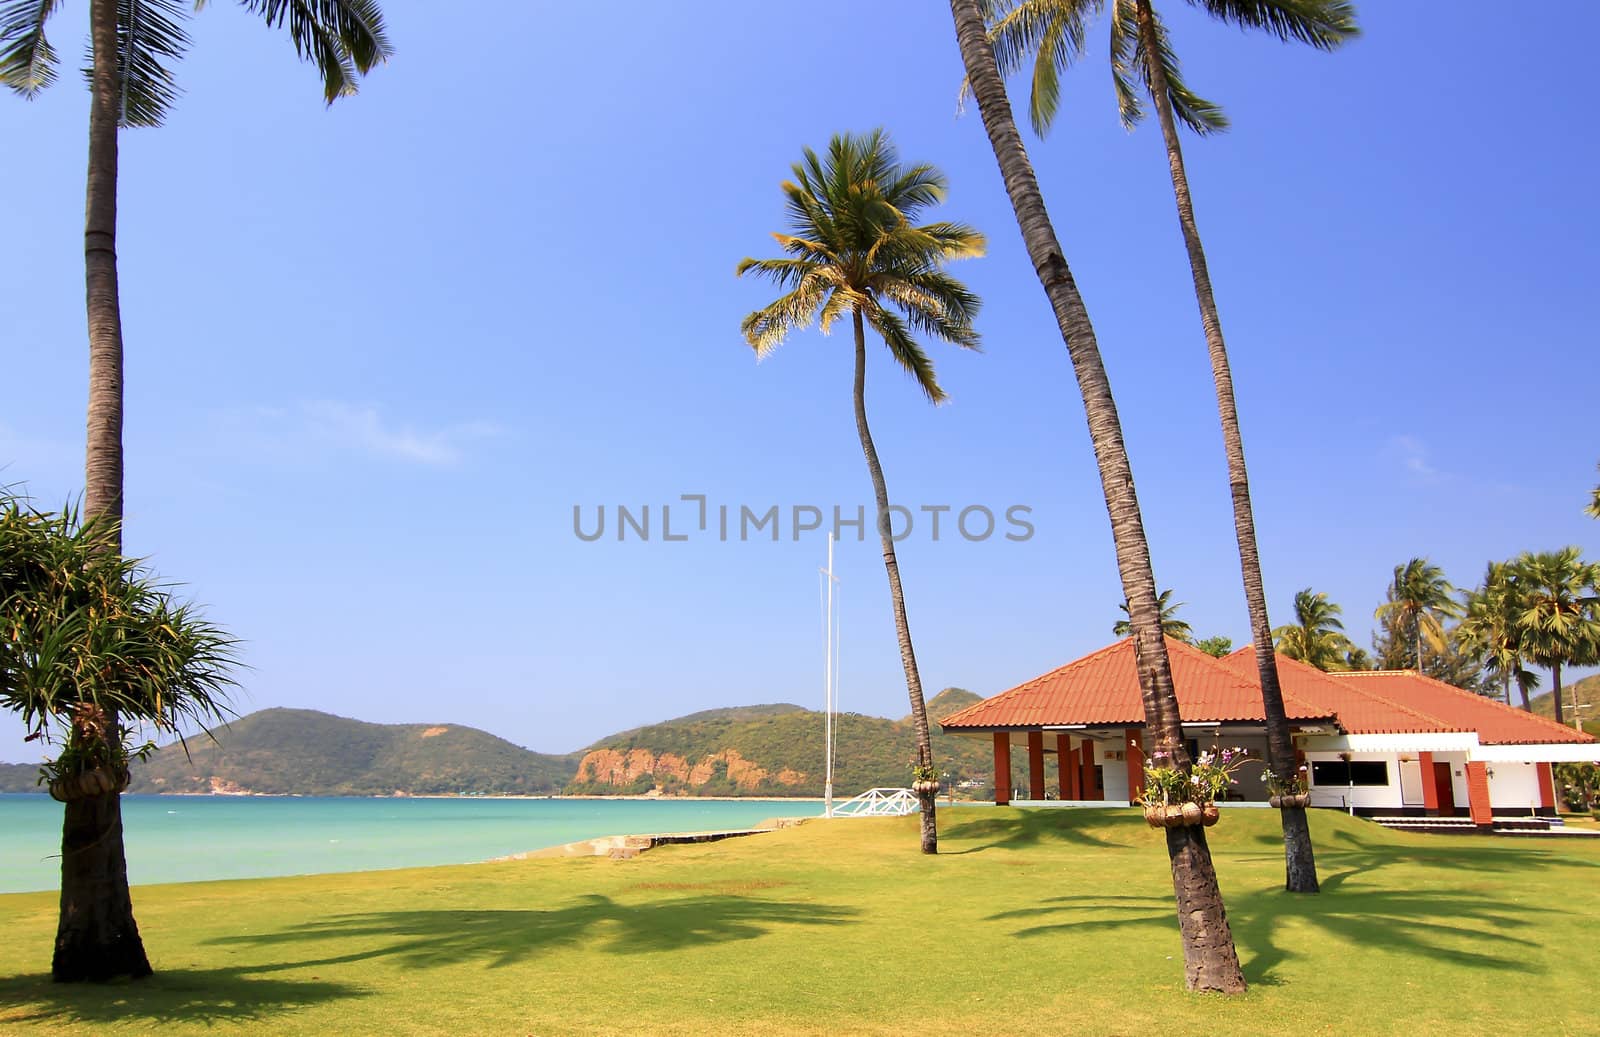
[1374,558,1463,671]
[981,0,1355,897]
[1457,562,1538,709]
[3,0,388,982]
[1514,548,1600,728]
[0,495,237,981]
[738,131,984,855]
[948,0,1245,992]
[1112,588,1192,642]
[1272,588,1354,672]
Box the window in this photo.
[1311,760,1389,787]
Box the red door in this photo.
[1433,762,1456,816]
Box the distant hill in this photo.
[566,687,1004,797]
[0,762,44,794]
[1530,673,1600,738]
[125,708,581,797]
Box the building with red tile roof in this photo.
[942,638,1598,825]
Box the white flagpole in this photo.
[823,533,836,817]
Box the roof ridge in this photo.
[1259,653,1454,731]
[939,638,1136,727]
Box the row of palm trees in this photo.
[1275,552,1600,727]
[742,0,1361,994]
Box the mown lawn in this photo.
[1,807,1595,1036]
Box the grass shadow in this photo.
[207,893,859,971]
[942,809,1136,854]
[0,968,365,1027]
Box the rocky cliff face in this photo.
[573,747,807,791]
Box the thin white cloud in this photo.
[244,401,502,467]
[1384,434,1440,480]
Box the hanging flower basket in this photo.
[1269,793,1311,809]
[47,766,129,803]
[1202,804,1220,827]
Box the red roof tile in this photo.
[939,638,1333,730]
[1216,650,1447,736]
[1323,669,1593,746]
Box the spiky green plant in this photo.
[1272,588,1355,672]
[1113,588,1192,642]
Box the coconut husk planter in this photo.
[48,766,129,803]
[911,779,941,796]
[1144,802,1218,829]
[1268,793,1311,809]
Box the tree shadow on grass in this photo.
[986,872,1552,987]
[0,968,365,1028]
[207,893,859,972]
[942,809,1136,854]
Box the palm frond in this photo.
[0,0,61,97]
[872,269,983,350]
[738,283,829,357]
[227,0,392,103]
[1109,0,1143,128]
[1136,4,1228,134]
[866,302,945,403]
[84,0,190,129]
[985,0,1097,136]
[1190,0,1358,50]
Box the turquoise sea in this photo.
[0,794,820,894]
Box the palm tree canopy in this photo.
[1514,548,1600,670]
[1271,587,1353,671]
[1458,561,1537,691]
[736,130,985,403]
[1374,557,1463,657]
[0,0,391,125]
[1113,587,1193,642]
[0,495,238,765]
[981,0,1357,138]
[1586,462,1600,519]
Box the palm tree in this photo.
[948,0,1245,992]
[2,0,388,982]
[738,131,984,855]
[0,495,237,980]
[981,0,1355,897]
[1457,562,1538,709]
[1112,588,1193,642]
[1514,548,1600,728]
[1374,558,1463,670]
[1586,463,1599,519]
[1272,588,1354,671]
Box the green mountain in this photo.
[1529,673,1600,738]
[565,688,1001,797]
[125,708,580,797]
[0,762,44,794]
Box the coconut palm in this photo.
[1514,548,1600,728]
[948,0,1245,992]
[738,131,984,855]
[1457,562,1538,709]
[1272,588,1354,672]
[1374,558,1463,670]
[0,495,237,980]
[980,0,1355,897]
[1112,588,1192,642]
[2,0,387,983]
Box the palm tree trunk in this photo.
[1502,669,1511,708]
[1132,0,1317,895]
[949,0,1245,992]
[852,308,937,854]
[55,0,151,984]
[1551,661,1565,727]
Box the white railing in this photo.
[829,787,919,817]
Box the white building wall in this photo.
[1486,761,1542,813]
[1303,751,1404,811]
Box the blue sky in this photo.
[2,2,1595,761]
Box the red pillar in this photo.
[993,732,1011,806]
[1465,761,1493,828]
[1056,734,1071,800]
[1418,751,1439,814]
[1065,745,1081,799]
[1081,740,1100,801]
[1537,762,1556,812]
[1124,728,1144,803]
[1027,731,1046,801]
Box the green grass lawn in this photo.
[2,807,1596,1036]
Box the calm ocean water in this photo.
[0,794,820,894]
